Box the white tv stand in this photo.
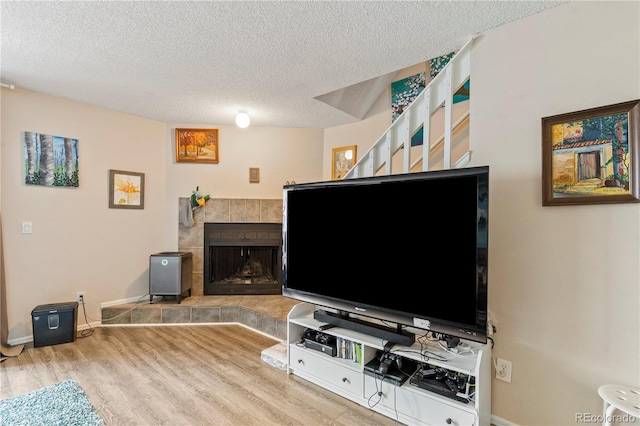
[287,303,491,426]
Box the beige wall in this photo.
[473,2,639,425]
[1,89,168,341]
[0,89,324,343]
[161,125,323,251]
[323,2,639,425]
[323,79,392,181]
[323,62,426,180]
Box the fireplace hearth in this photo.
[204,222,282,295]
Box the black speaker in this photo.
[31,302,78,348]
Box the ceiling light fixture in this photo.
[235,112,250,128]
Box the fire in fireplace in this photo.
[204,223,282,295]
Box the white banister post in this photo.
[443,66,453,169]
[422,87,432,172]
[344,36,473,179]
[384,132,392,175]
[403,113,411,173]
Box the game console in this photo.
[302,329,337,357]
[377,352,403,375]
[409,364,472,403]
[363,350,417,386]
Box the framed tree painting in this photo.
[24,131,79,187]
[541,99,640,206]
[175,128,219,163]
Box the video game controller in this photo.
[435,367,448,381]
[377,352,402,375]
[418,368,437,379]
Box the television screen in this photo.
[282,166,488,344]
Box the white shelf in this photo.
[287,303,491,426]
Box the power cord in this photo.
[437,340,475,358]
[77,298,94,338]
[367,373,400,420]
[366,374,386,408]
[415,333,449,363]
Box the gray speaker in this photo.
[149,252,192,304]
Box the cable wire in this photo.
[77,298,94,338]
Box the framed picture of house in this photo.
[541,99,640,206]
[331,145,357,180]
[175,128,219,163]
[108,169,145,209]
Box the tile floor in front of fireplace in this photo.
[101,295,302,341]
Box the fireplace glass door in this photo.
[204,223,282,295]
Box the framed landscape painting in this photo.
[541,99,640,206]
[175,128,219,163]
[24,131,79,187]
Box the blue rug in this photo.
[0,379,103,426]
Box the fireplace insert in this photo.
[204,223,282,295]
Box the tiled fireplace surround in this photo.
[179,197,284,295]
[101,198,295,340]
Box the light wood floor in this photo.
[0,324,401,425]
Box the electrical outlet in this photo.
[76,291,86,304]
[496,358,512,383]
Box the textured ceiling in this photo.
[1,1,568,129]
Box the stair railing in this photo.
[343,36,474,180]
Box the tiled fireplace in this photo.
[178,198,283,297]
[204,222,282,295]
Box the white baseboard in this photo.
[100,294,154,308]
[491,414,520,426]
[7,321,102,346]
[7,335,31,346]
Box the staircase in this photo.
[343,37,474,179]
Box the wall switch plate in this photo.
[496,358,512,383]
[21,221,32,234]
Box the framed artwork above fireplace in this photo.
[175,128,219,163]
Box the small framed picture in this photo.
[249,167,260,183]
[331,145,357,180]
[108,169,145,209]
[541,99,640,206]
[175,128,219,163]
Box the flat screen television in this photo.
[282,166,489,345]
